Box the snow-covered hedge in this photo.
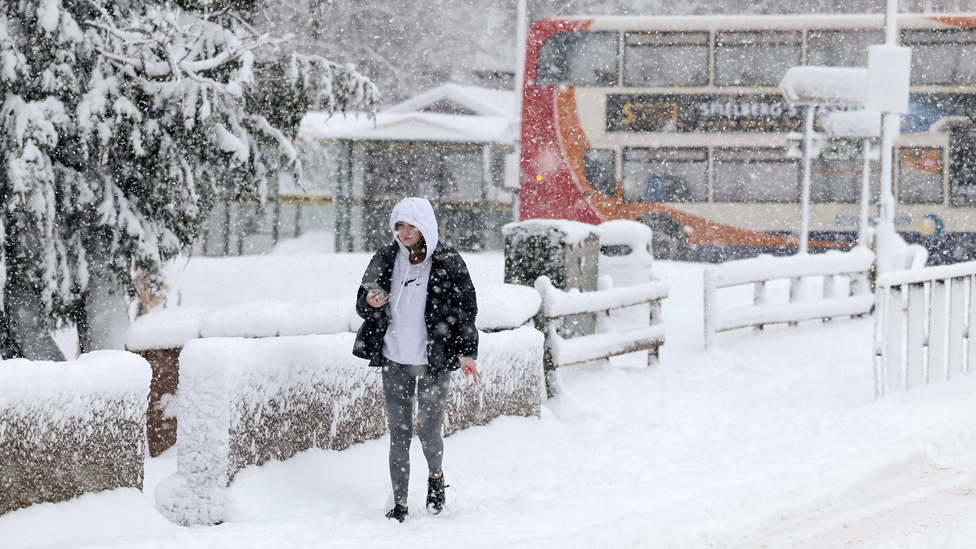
[155,327,543,526]
[0,352,151,516]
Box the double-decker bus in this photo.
[519,14,976,263]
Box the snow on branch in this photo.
[89,4,270,89]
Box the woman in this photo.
[353,197,480,522]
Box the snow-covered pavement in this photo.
[4,261,976,548]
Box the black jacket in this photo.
[353,242,478,373]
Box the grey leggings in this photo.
[382,359,450,505]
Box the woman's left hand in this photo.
[460,356,480,383]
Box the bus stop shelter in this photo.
[196,84,518,256]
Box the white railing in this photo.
[704,248,876,349]
[874,261,976,397]
[534,276,669,395]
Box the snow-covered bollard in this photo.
[156,328,544,526]
[0,351,151,516]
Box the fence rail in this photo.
[704,249,876,349]
[874,261,976,397]
[534,276,669,396]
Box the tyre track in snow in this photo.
[723,462,976,548]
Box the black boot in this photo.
[426,475,448,514]
[385,504,408,523]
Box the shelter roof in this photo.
[299,84,517,145]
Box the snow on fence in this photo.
[534,276,668,393]
[874,261,976,397]
[703,248,875,349]
[0,352,151,516]
[155,328,543,526]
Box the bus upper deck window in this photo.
[715,31,801,87]
[899,148,944,205]
[903,30,976,86]
[624,32,708,87]
[807,30,883,68]
[536,31,618,88]
[583,149,617,195]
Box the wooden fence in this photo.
[704,249,876,349]
[874,261,976,397]
[534,276,669,396]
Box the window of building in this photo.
[623,32,709,87]
[713,148,800,203]
[536,31,619,87]
[715,31,801,87]
[622,148,707,203]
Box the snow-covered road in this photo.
[4,260,976,548]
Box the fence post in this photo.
[703,268,718,349]
[534,277,558,398]
[929,279,948,383]
[648,299,662,366]
[906,283,926,388]
[968,275,976,374]
[788,276,801,326]
[884,285,905,393]
[753,280,767,333]
[948,277,966,378]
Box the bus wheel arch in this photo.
[637,213,691,261]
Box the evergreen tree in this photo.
[0,0,377,359]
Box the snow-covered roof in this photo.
[383,83,515,119]
[298,84,517,145]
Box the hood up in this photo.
[389,197,439,262]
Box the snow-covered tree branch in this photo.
[0,0,378,359]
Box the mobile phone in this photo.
[362,282,387,298]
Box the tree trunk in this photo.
[3,278,65,361]
[76,238,130,354]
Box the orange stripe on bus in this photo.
[927,16,976,29]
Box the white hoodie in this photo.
[382,198,440,366]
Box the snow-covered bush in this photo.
[155,327,543,526]
[0,351,151,516]
[0,1,377,359]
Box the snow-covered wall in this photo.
[0,352,151,516]
[155,327,543,526]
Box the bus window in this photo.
[713,148,800,203]
[536,32,619,88]
[806,30,883,67]
[623,32,709,87]
[715,31,801,87]
[899,148,944,205]
[583,149,617,195]
[622,148,707,203]
[903,30,976,85]
[811,141,878,204]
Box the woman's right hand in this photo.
[367,290,389,308]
